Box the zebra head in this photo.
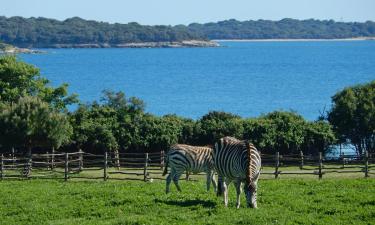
[244,181,257,208]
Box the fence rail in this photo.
[0,150,373,181]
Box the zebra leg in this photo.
[173,172,183,192]
[217,175,223,196]
[166,172,173,194]
[223,180,230,207]
[211,173,217,193]
[251,181,258,208]
[206,172,211,191]
[234,180,242,209]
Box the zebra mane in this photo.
[245,140,253,188]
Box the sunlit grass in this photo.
[0,177,374,225]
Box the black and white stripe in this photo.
[163,144,217,194]
[214,136,261,208]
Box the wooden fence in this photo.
[260,151,374,179]
[0,150,374,181]
[0,150,164,181]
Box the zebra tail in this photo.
[162,156,169,176]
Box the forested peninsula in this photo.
[0,16,216,48]
[0,16,375,48]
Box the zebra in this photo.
[162,144,217,194]
[214,136,261,208]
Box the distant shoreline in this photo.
[14,40,220,49]
[214,37,375,42]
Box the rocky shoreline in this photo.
[0,40,220,53]
[0,43,45,54]
[33,40,220,48]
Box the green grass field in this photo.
[0,177,374,225]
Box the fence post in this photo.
[318,152,323,179]
[341,152,345,168]
[275,152,280,179]
[364,151,369,178]
[1,154,4,180]
[11,147,15,169]
[79,149,83,171]
[299,151,304,170]
[64,152,69,181]
[25,152,32,178]
[104,151,108,181]
[160,150,164,170]
[51,147,55,170]
[46,151,50,170]
[115,150,120,170]
[143,153,149,182]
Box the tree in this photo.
[69,91,146,153]
[303,121,337,155]
[69,103,119,154]
[195,111,243,145]
[243,118,277,152]
[243,111,306,154]
[0,55,77,110]
[0,96,72,151]
[328,81,375,154]
[0,96,72,175]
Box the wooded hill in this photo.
[0,16,206,48]
[1,16,375,48]
[188,18,375,39]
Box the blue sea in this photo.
[21,41,375,120]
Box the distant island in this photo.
[0,16,374,49]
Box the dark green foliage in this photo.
[194,111,244,145]
[303,121,337,155]
[188,18,375,39]
[243,111,336,155]
[69,103,119,153]
[0,55,77,111]
[328,81,375,154]
[0,16,205,47]
[69,91,197,153]
[0,96,72,151]
[0,179,373,224]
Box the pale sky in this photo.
[1,0,374,25]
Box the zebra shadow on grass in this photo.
[154,199,216,208]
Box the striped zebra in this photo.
[162,144,217,194]
[214,136,261,208]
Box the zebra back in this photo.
[164,144,214,175]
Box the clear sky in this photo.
[1,0,374,25]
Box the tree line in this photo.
[1,17,375,48]
[188,18,375,40]
[0,16,205,48]
[0,56,373,156]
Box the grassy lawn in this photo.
[0,178,374,225]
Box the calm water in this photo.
[21,41,375,120]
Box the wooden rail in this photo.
[0,149,373,181]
